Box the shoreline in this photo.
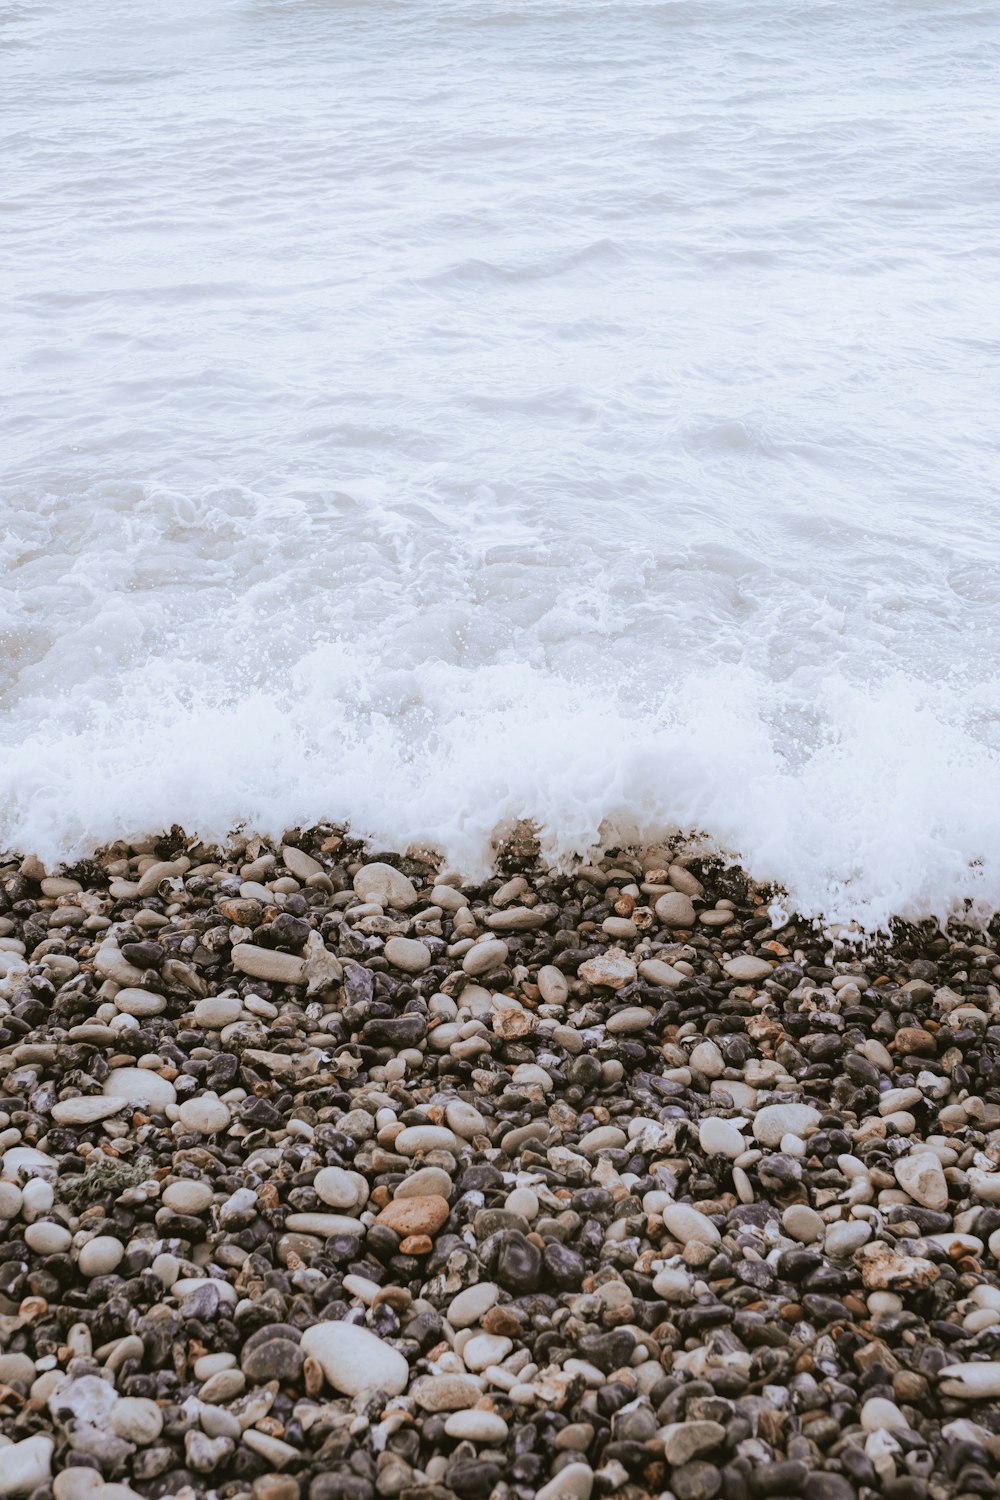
[0,830,998,1496]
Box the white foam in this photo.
[2,0,999,931]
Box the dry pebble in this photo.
[2,830,1000,1500]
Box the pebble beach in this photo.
[0,831,998,1500]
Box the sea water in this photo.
[2,0,999,927]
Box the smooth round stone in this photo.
[300,1322,409,1396]
[113,987,166,1017]
[536,965,569,1004]
[689,1040,725,1078]
[637,958,686,988]
[103,1067,176,1110]
[0,1437,53,1497]
[723,955,773,982]
[376,1194,450,1236]
[661,1203,721,1248]
[78,1235,125,1277]
[0,1181,23,1218]
[25,1220,72,1254]
[384,936,432,974]
[395,1125,459,1156]
[162,1179,214,1214]
[178,1095,231,1135]
[445,1100,486,1139]
[444,1411,509,1443]
[352,862,419,910]
[654,892,696,928]
[782,1204,825,1244]
[395,1166,451,1201]
[462,939,509,977]
[21,1179,54,1217]
[1,1146,57,1181]
[861,1396,908,1432]
[314,1166,361,1209]
[505,1187,539,1220]
[752,1103,821,1147]
[825,1220,871,1257]
[578,1126,627,1155]
[50,1096,126,1126]
[699,1118,745,1159]
[605,1007,654,1035]
[193,996,243,1028]
[536,1462,594,1500]
[463,1333,512,1372]
[447,1283,499,1328]
[111,1396,163,1444]
[894,1151,948,1210]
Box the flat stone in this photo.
[463,1332,512,1371]
[782,1204,825,1244]
[444,1411,509,1443]
[723,955,773,982]
[395,1125,459,1156]
[689,1040,725,1078]
[660,1420,726,1466]
[284,1213,366,1237]
[485,905,555,931]
[447,1283,499,1329]
[606,1006,654,1035]
[661,1202,721,1248]
[537,965,569,1003]
[463,939,509,977]
[753,1103,821,1147]
[578,950,637,990]
[314,1166,362,1209]
[384,936,432,974]
[193,996,243,1028]
[50,1096,126,1125]
[939,1361,1000,1398]
[699,1118,745,1158]
[536,1462,594,1500]
[861,1397,908,1432]
[179,1095,232,1135]
[353,862,419,910]
[637,958,687,988]
[376,1194,450,1237]
[300,1322,409,1396]
[231,944,306,985]
[395,1166,451,1200]
[894,1151,948,1210]
[102,1068,176,1110]
[578,1126,627,1155]
[825,1221,871,1257]
[282,844,323,879]
[112,989,165,1020]
[410,1373,484,1411]
[445,1100,486,1139]
[162,1179,214,1214]
[0,1435,53,1497]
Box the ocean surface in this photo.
[3,0,999,928]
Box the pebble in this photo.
[0,1436,53,1497]
[178,1094,232,1134]
[384,936,432,974]
[300,1323,409,1396]
[443,1410,509,1443]
[78,1235,125,1277]
[100,1065,176,1110]
[894,1150,948,1210]
[353,862,419,908]
[661,1202,721,1248]
[752,1102,821,1146]
[723,954,772,981]
[6,833,1000,1500]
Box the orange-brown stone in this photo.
[376,1194,450,1237]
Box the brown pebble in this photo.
[399,1234,433,1256]
[483,1306,524,1338]
[303,1357,324,1399]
